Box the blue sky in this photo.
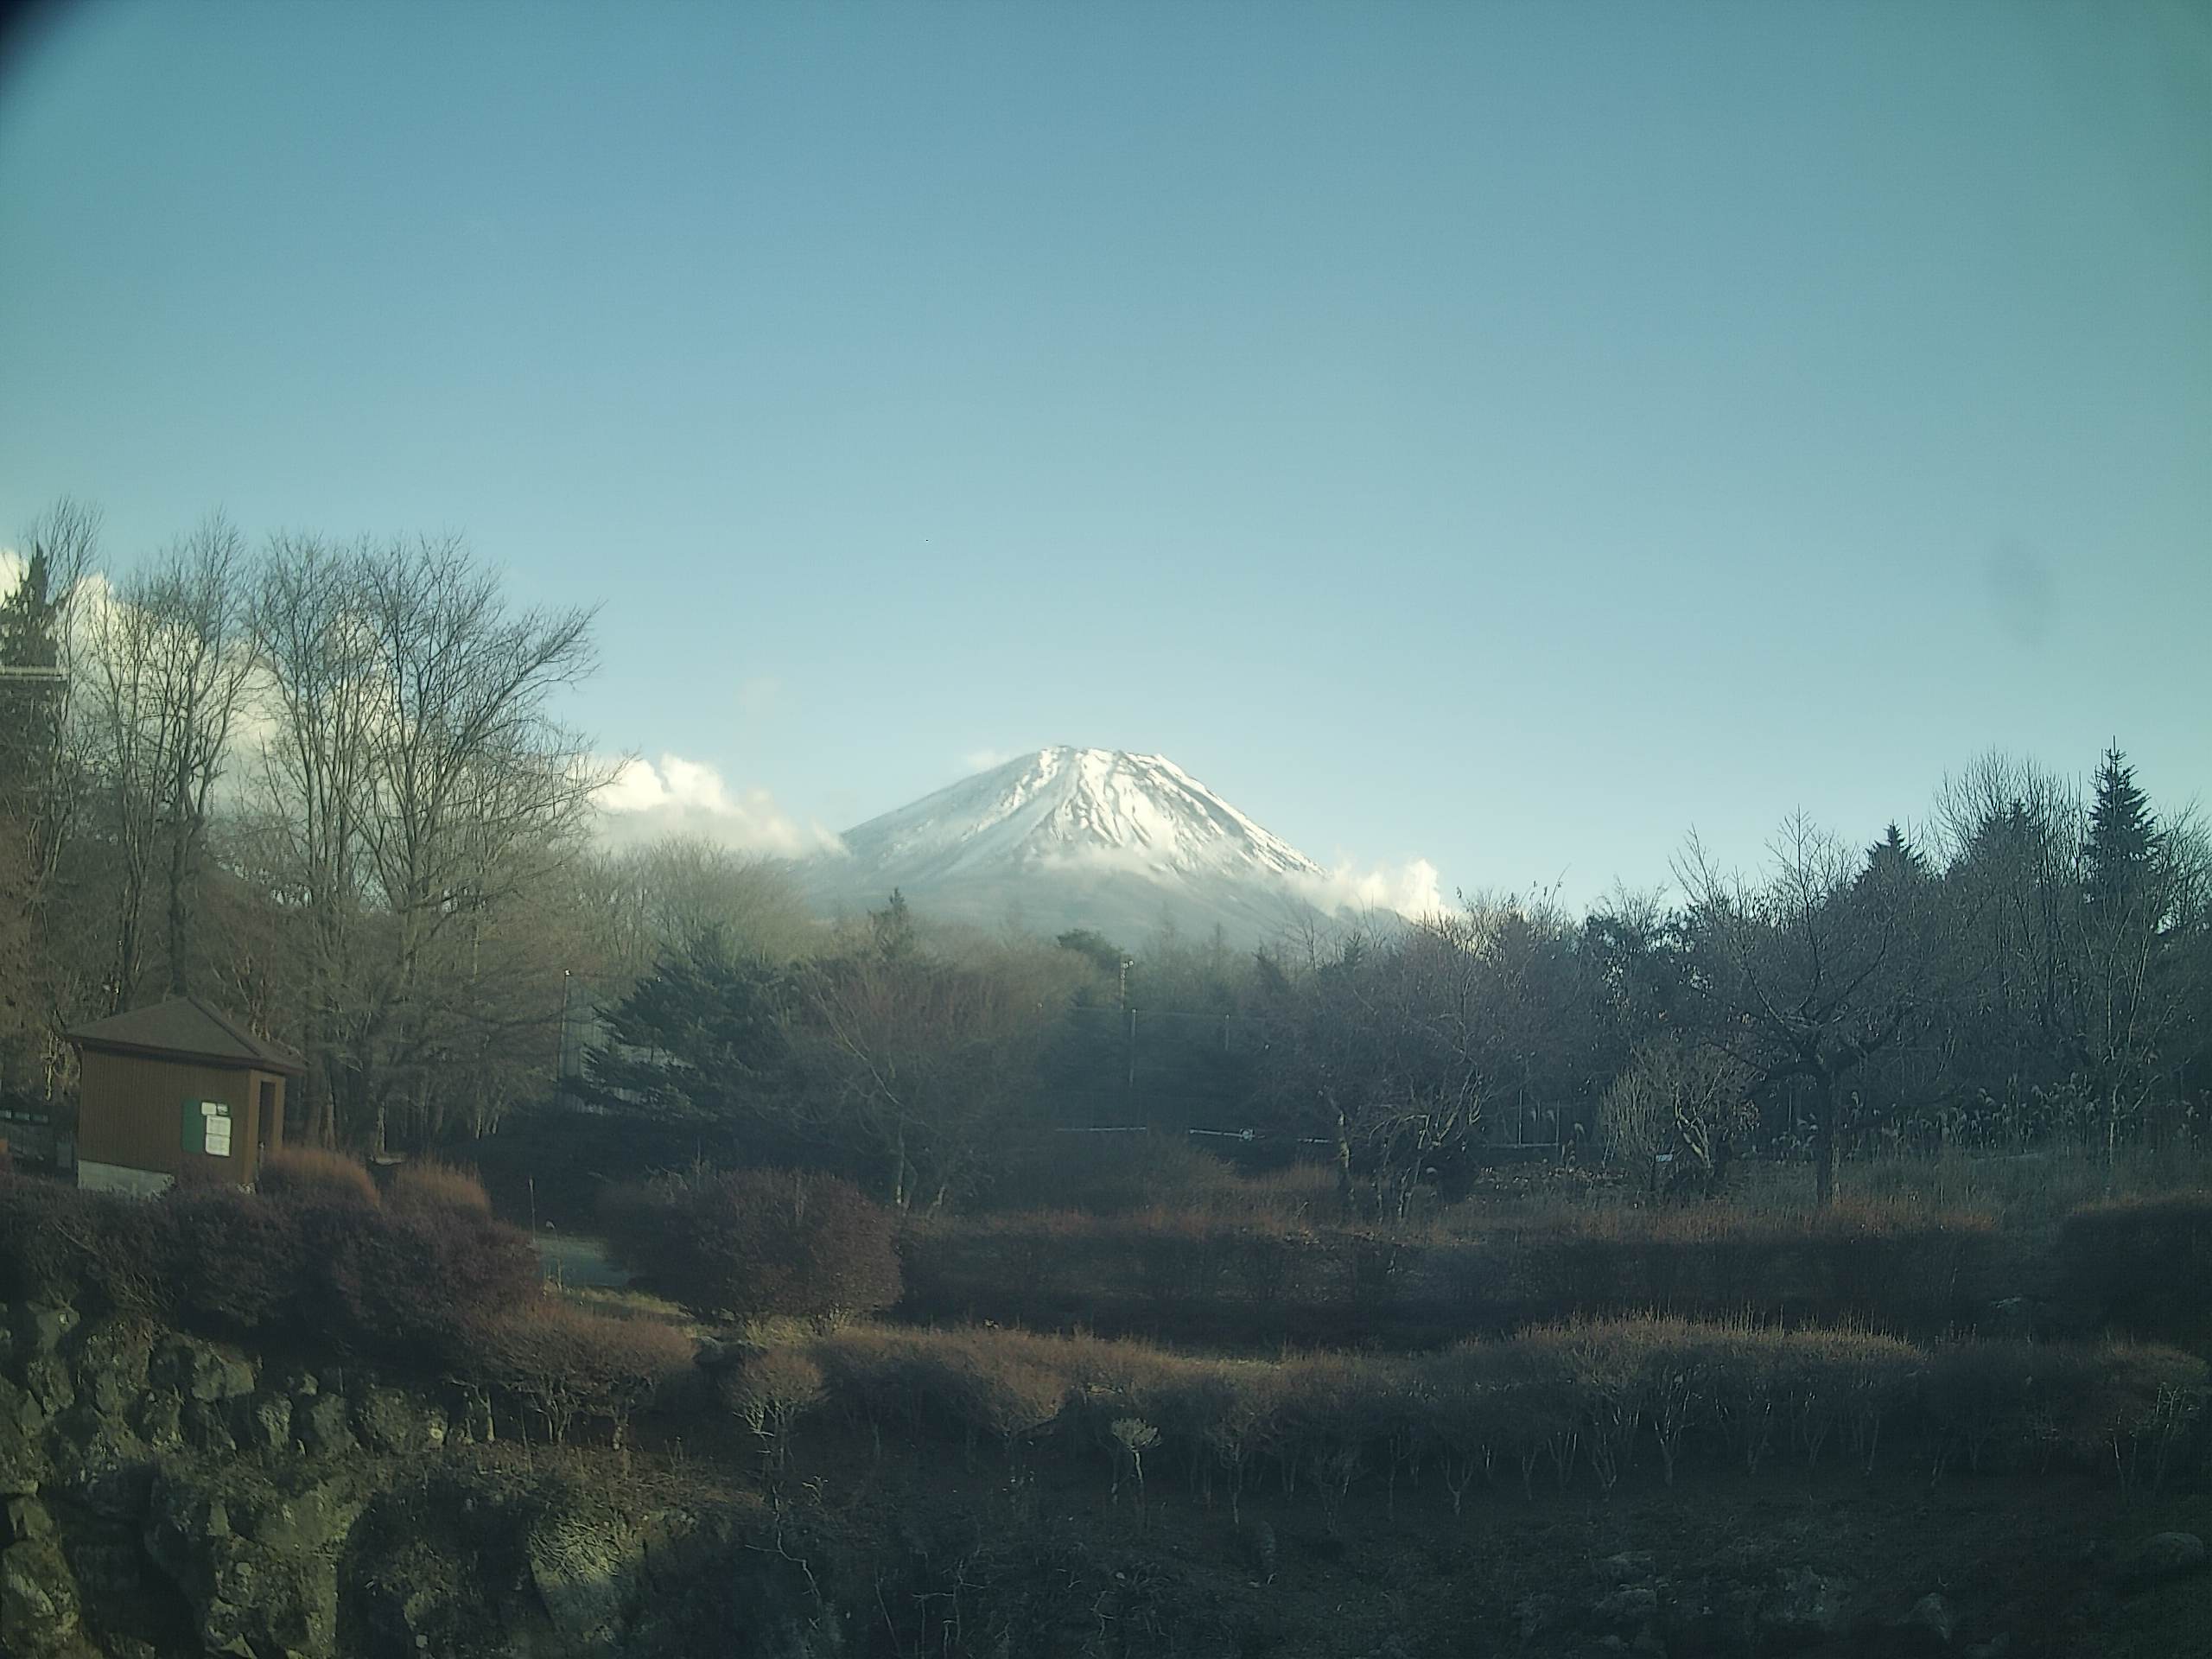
[2,2,2206,907]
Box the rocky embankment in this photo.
[4,1296,2209,1659]
[0,1300,770,1659]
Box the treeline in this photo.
[581,751,2210,1217]
[7,496,2207,1208]
[1242,760,2212,1214]
[0,498,804,1150]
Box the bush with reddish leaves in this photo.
[385,1157,493,1217]
[0,1176,162,1314]
[145,1185,304,1334]
[0,1173,539,1363]
[300,1201,543,1360]
[258,1147,381,1207]
[601,1166,901,1323]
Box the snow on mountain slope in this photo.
[802,747,1341,945]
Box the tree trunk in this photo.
[1811,1071,1839,1211]
[165,749,190,995]
[1334,1105,1354,1223]
[108,900,143,1015]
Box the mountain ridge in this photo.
[800,747,1339,946]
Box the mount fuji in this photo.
[799,747,1348,946]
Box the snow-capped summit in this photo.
[803,747,1335,945]
[840,747,1324,884]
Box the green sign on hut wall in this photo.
[181,1098,232,1158]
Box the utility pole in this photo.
[1120,955,1135,1126]
[554,969,572,1086]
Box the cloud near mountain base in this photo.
[597,753,842,858]
[1289,857,1448,922]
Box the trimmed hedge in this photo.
[0,1174,540,1364]
[804,1316,2209,1509]
[2055,1191,2212,1341]
[302,1201,543,1357]
[147,1185,304,1334]
[601,1166,901,1323]
[899,1199,2005,1345]
[0,1178,161,1314]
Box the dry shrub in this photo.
[386,1157,493,1217]
[2056,1192,2212,1339]
[0,1177,162,1315]
[1923,1336,2209,1480]
[1504,1199,1998,1329]
[724,1346,827,1465]
[146,1185,304,1334]
[905,1197,2000,1345]
[922,1336,1069,1465]
[1172,1363,1287,1521]
[791,1314,2204,1511]
[469,1299,696,1444]
[259,1147,380,1208]
[902,1210,1325,1328]
[601,1166,900,1323]
[302,1203,542,1358]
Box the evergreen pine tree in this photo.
[870,888,918,962]
[2085,743,2158,907]
[0,550,63,805]
[569,930,797,1123]
[1860,822,1929,887]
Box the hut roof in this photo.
[67,995,307,1077]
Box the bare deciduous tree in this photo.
[1598,1033,1754,1198]
[246,533,609,1147]
[802,921,1087,1210]
[81,514,253,1007]
[0,499,100,1089]
[1675,816,1929,1209]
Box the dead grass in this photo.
[791,1314,2209,1516]
[553,1282,694,1324]
[386,1156,493,1216]
[257,1146,380,1206]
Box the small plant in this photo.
[726,1346,827,1470]
[1314,1442,1363,1533]
[1110,1416,1160,1514]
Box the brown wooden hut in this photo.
[66,996,305,1195]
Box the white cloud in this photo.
[961,747,1016,772]
[1290,856,1449,922]
[596,753,843,858]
